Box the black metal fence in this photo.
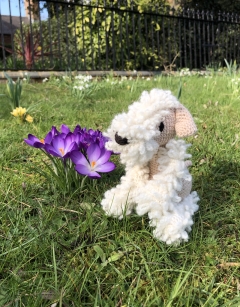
[1,0,240,71]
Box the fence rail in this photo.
[1,0,240,71]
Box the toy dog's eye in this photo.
[115,132,129,145]
[159,122,164,132]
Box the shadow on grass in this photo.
[193,159,240,237]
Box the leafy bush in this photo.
[70,0,178,70]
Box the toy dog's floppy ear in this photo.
[175,104,197,137]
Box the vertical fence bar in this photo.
[162,15,166,67]
[56,2,62,70]
[110,0,116,70]
[138,12,143,70]
[89,5,94,69]
[187,9,192,69]
[210,11,215,68]
[46,2,53,69]
[145,13,148,68]
[233,13,236,61]
[193,9,197,68]
[96,5,101,70]
[125,9,130,69]
[0,8,6,69]
[131,5,136,69]
[73,3,79,70]
[178,15,182,68]
[230,13,234,61]
[197,11,202,69]
[104,0,108,70]
[119,10,124,70]
[167,14,171,67]
[237,14,240,62]
[150,11,155,69]
[172,14,177,68]
[155,5,160,70]
[8,0,16,69]
[38,2,44,69]
[202,10,207,68]
[183,9,187,67]
[18,0,26,69]
[81,3,86,70]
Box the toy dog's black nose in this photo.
[159,122,164,132]
[115,132,129,145]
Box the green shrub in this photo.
[70,0,178,70]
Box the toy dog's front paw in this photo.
[151,210,194,245]
[101,187,135,219]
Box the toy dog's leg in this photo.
[149,191,199,244]
[101,181,136,219]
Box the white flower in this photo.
[146,77,150,81]
[42,78,48,83]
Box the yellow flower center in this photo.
[59,148,65,156]
[91,161,96,168]
[40,139,45,144]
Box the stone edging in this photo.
[0,70,159,81]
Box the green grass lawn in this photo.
[0,73,239,306]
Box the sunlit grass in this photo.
[0,73,239,306]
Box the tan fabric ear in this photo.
[175,104,197,137]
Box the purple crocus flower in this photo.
[60,124,71,135]
[44,134,78,159]
[24,134,46,148]
[24,126,58,148]
[70,143,115,179]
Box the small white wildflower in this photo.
[133,70,137,74]
[129,76,133,80]
[42,78,48,83]
[146,77,150,81]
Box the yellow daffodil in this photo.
[11,107,27,117]
[25,114,33,123]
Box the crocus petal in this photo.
[44,144,61,157]
[24,134,45,148]
[61,124,71,134]
[75,164,101,179]
[96,148,112,165]
[52,135,65,156]
[94,161,116,173]
[64,142,78,158]
[87,143,101,162]
[70,151,89,167]
[45,126,57,143]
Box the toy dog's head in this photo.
[104,89,197,168]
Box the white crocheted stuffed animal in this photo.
[101,88,199,244]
